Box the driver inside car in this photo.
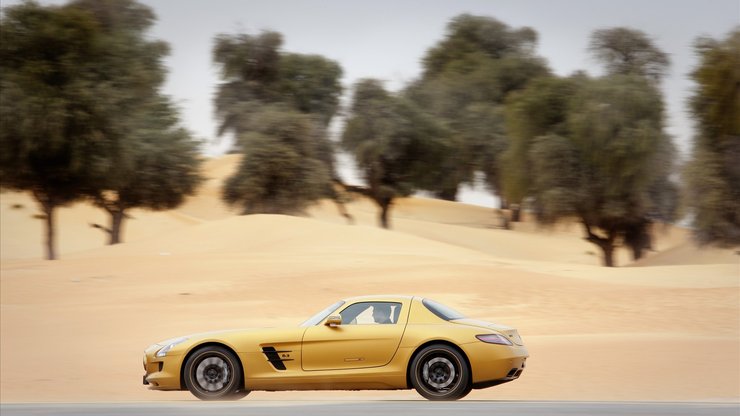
[373,304,393,324]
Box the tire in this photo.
[409,344,471,401]
[183,345,248,400]
[224,390,249,400]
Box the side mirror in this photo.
[325,315,342,327]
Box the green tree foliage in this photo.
[409,14,548,201]
[213,31,343,215]
[589,27,670,83]
[342,80,448,228]
[278,53,344,126]
[500,75,575,219]
[423,14,539,78]
[213,32,342,133]
[458,103,508,199]
[71,0,202,245]
[0,2,105,259]
[213,31,284,137]
[526,75,677,266]
[686,28,740,245]
[223,107,330,214]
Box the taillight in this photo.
[476,334,513,345]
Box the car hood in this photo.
[451,318,524,346]
[153,328,258,346]
[151,326,307,354]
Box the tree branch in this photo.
[90,222,112,236]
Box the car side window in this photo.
[339,302,402,325]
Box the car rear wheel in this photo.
[183,346,248,400]
[410,344,471,401]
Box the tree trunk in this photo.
[378,198,392,229]
[601,244,615,267]
[582,220,617,267]
[496,209,510,230]
[435,186,458,202]
[510,204,521,222]
[333,200,354,225]
[329,180,355,225]
[109,209,125,245]
[42,202,56,260]
[625,220,652,261]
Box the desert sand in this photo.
[1,154,738,403]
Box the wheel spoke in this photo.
[195,355,231,392]
[420,354,458,392]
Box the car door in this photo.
[301,300,409,371]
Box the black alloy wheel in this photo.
[183,346,248,400]
[409,344,471,400]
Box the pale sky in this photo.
[4,0,739,207]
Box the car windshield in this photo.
[300,300,345,327]
[422,298,466,321]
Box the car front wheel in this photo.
[410,344,471,401]
[183,345,248,400]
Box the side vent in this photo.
[261,346,293,371]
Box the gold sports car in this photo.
[143,295,528,400]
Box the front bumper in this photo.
[142,345,182,390]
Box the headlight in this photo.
[156,337,188,357]
[476,333,513,345]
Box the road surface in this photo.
[2,401,738,416]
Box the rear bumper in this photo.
[471,359,526,389]
[461,342,528,387]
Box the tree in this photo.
[70,0,202,245]
[409,14,548,201]
[587,27,676,258]
[526,75,677,266]
[90,97,203,244]
[213,31,344,215]
[342,80,447,228]
[504,27,671,228]
[686,28,740,245]
[0,2,105,259]
[589,27,670,83]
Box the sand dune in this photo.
[0,191,202,260]
[1,155,738,403]
[62,214,493,260]
[631,240,739,266]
